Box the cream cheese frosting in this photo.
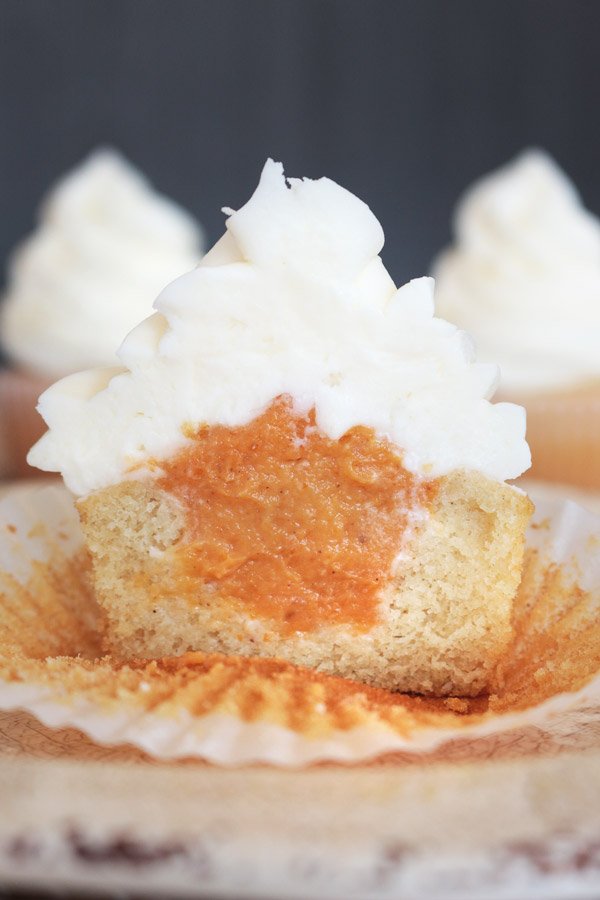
[1,149,204,376]
[29,160,530,496]
[433,150,600,395]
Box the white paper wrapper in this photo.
[0,483,599,767]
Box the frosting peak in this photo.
[29,160,530,496]
[1,149,204,376]
[434,150,600,393]
[224,160,385,278]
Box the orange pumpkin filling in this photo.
[157,396,437,633]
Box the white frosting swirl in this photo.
[434,150,600,394]
[29,160,530,496]
[1,149,204,376]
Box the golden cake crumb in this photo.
[78,398,532,696]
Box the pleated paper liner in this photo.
[0,484,600,766]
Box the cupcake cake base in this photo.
[0,484,599,766]
[512,385,600,489]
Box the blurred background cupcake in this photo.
[433,150,600,489]
[0,148,205,478]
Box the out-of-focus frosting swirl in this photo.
[434,150,600,394]
[1,149,204,376]
[29,160,530,496]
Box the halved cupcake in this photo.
[29,161,532,696]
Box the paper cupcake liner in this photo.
[0,484,599,766]
[0,369,52,479]
[515,387,600,489]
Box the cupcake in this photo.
[28,160,532,697]
[0,148,204,477]
[434,150,600,489]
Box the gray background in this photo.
[1,0,600,286]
